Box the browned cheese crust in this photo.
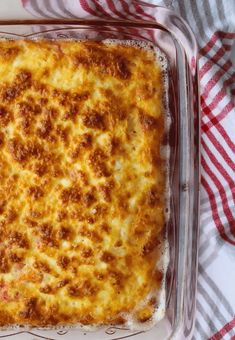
[0,40,165,326]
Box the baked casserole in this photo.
[0,40,166,327]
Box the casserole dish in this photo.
[0,3,200,340]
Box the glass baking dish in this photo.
[0,4,200,340]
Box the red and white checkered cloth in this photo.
[20,0,235,339]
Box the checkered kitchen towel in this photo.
[13,0,235,338]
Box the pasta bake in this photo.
[0,39,166,327]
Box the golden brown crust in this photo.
[0,39,165,326]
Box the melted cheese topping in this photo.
[0,40,166,327]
